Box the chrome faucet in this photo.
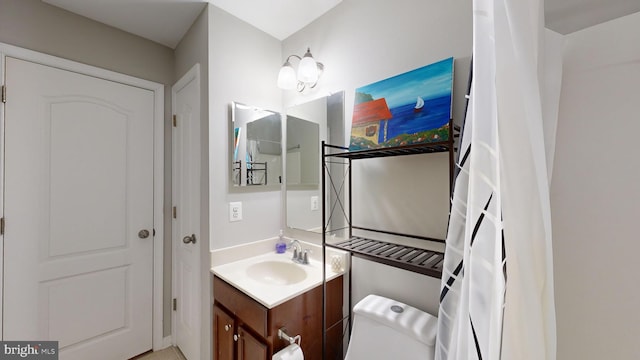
[289,239,302,259]
[289,239,309,264]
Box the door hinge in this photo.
[173,298,177,311]
[173,114,177,127]
[0,217,4,235]
[173,206,177,219]
[1,85,6,103]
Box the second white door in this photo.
[172,65,201,360]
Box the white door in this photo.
[172,65,201,360]
[3,57,154,360]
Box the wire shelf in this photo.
[328,236,444,278]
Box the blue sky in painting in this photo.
[356,57,453,108]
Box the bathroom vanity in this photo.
[211,245,347,360]
[213,275,343,360]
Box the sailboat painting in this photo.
[414,97,425,112]
[349,57,454,151]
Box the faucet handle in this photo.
[302,250,309,264]
[292,248,298,260]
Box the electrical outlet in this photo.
[310,196,319,211]
[229,202,242,222]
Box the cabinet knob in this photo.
[233,334,239,342]
[224,324,231,332]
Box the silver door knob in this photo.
[183,234,196,244]
[138,229,150,239]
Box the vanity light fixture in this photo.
[277,48,324,92]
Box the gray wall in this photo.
[0,0,175,337]
[208,5,284,251]
[551,11,640,359]
[281,0,472,314]
[0,0,174,83]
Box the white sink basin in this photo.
[211,249,346,308]
[246,260,307,285]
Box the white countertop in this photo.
[211,250,344,309]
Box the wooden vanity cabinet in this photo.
[213,303,268,360]
[237,325,268,360]
[213,275,344,360]
[213,304,236,359]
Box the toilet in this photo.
[344,294,438,360]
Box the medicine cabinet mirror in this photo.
[285,91,344,233]
[229,102,282,190]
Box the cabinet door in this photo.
[237,325,268,360]
[213,305,235,360]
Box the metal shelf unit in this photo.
[319,121,459,359]
[321,120,457,279]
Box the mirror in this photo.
[286,116,319,188]
[285,92,345,233]
[230,102,282,189]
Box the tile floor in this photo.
[133,347,187,360]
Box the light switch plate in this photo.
[229,202,242,222]
[310,196,319,211]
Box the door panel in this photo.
[3,57,154,360]
[45,267,128,348]
[49,100,128,256]
[45,98,128,256]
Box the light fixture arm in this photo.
[284,54,302,63]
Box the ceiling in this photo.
[208,0,343,41]
[544,0,640,34]
[42,0,209,49]
[42,0,640,49]
[42,0,343,49]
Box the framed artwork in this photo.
[349,57,454,151]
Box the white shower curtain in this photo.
[436,0,561,359]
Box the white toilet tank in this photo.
[344,294,438,360]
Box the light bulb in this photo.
[297,48,318,83]
[277,61,297,90]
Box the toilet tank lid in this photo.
[353,294,438,346]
